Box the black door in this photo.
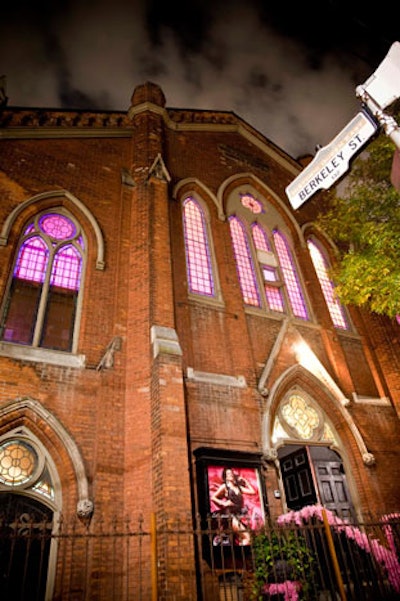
[313,457,355,520]
[0,493,53,601]
[279,445,355,519]
[279,446,317,510]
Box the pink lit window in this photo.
[251,223,270,252]
[273,230,309,320]
[39,213,76,239]
[183,198,215,296]
[307,240,349,330]
[240,193,263,214]
[229,216,260,307]
[14,237,48,283]
[252,224,284,313]
[51,245,81,290]
[1,212,83,351]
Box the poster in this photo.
[207,464,265,546]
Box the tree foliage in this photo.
[315,115,400,318]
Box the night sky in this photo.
[0,0,398,157]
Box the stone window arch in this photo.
[0,426,61,510]
[0,421,63,601]
[180,192,223,304]
[0,208,86,354]
[227,188,309,319]
[182,196,215,297]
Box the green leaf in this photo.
[314,114,400,318]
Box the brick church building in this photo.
[0,81,399,599]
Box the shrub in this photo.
[249,528,315,600]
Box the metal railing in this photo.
[1,510,400,600]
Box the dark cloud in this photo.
[146,0,214,52]
[0,0,398,157]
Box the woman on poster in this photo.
[210,467,256,545]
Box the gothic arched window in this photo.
[273,230,309,320]
[0,211,85,352]
[228,192,309,320]
[182,197,215,297]
[307,239,349,330]
[229,216,260,307]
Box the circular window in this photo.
[0,439,40,487]
[240,193,263,214]
[39,213,76,240]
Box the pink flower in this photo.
[277,505,400,592]
[262,580,301,601]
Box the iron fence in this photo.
[1,510,400,600]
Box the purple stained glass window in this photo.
[307,240,349,330]
[251,223,271,252]
[183,198,214,296]
[240,193,263,214]
[229,216,260,307]
[1,212,83,351]
[14,237,48,283]
[51,245,82,290]
[39,214,76,240]
[273,230,309,320]
[252,224,284,312]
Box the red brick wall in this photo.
[0,92,399,591]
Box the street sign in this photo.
[286,110,378,209]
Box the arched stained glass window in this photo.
[272,391,337,445]
[51,245,82,289]
[229,216,260,307]
[14,237,48,282]
[273,230,308,320]
[251,223,284,313]
[251,223,270,252]
[307,239,349,330]
[182,197,215,296]
[228,192,309,319]
[1,211,85,352]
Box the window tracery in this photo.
[228,192,309,319]
[0,437,54,501]
[0,210,85,352]
[272,392,337,445]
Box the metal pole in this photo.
[356,85,400,151]
[321,507,347,601]
[151,512,158,601]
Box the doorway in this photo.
[278,445,355,520]
[0,493,53,601]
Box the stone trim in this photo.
[186,368,246,388]
[151,325,182,358]
[0,342,85,368]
